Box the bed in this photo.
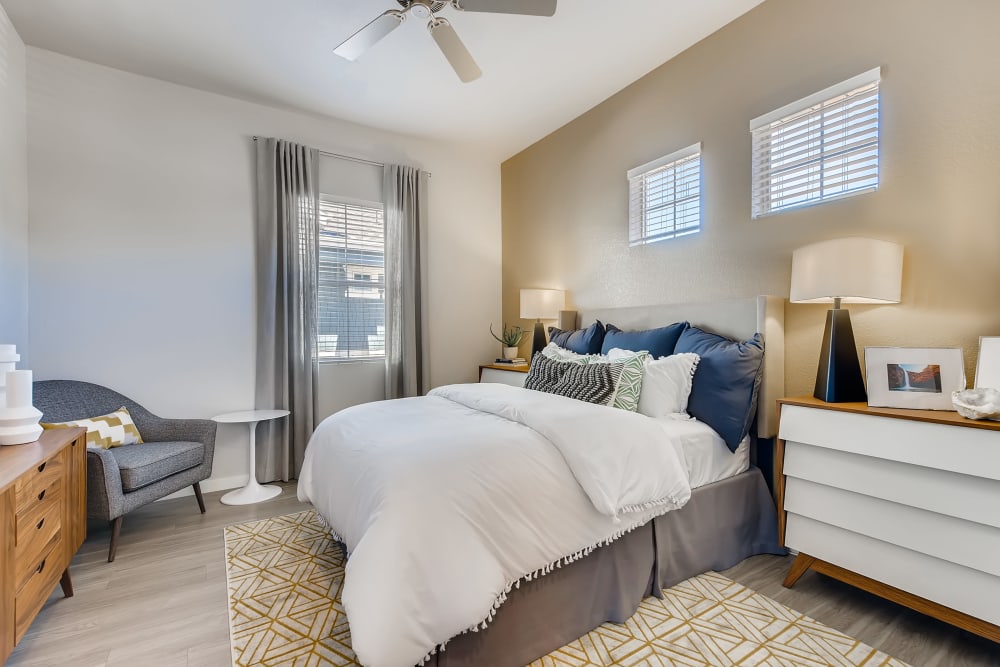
[298,295,786,667]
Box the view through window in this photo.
[317,196,386,359]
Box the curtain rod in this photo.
[251,136,431,176]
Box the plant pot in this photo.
[502,347,519,360]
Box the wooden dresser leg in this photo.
[59,569,74,597]
[193,482,207,514]
[783,553,817,588]
[108,516,123,563]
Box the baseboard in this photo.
[157,474,247,502]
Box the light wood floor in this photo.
[7,483,1000,667]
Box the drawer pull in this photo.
[37,462,47,473]
[37,518,45,530]
[36,559,46,575]
[37,489,46,502]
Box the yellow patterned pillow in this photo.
[42,406,144,449]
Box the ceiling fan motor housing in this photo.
[398,0,447,19]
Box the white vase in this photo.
[503,346,519,360]
[0,344,19,409]
[0,369,43,446]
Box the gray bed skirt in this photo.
[425,466,784,667]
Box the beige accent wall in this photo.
[502,0,1000,396]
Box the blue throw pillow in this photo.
[547,320,605,355]
[674,327,765,452]
[601,321,689,358]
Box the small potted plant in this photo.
[490,323,524,360]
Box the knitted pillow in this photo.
[547,362,621,406]
[42,406,144,449]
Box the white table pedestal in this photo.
[213,409,289,506]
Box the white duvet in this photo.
[297,383,692,667]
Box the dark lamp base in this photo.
[814,308,868,403]
[531,320,547,358]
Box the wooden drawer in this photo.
[15,478,62,544]
[15,528,61,594]
[15,497,62,581]
[14,534,63,644]
[14,450,66,513]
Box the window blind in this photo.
[627,143,702,245]
[751,68,881,218]
[317,195,386,360]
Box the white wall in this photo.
[0,6,29,361]
[26,47,502,493]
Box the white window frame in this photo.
[627,143,702,245]
[750,67,881,219]
[316,194,386,363]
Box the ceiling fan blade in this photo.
[334,11,405,61]
[428,19,482,83]
[451,0,556,17]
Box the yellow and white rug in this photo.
[225,510,909,667]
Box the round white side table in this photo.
[212,409,290,505]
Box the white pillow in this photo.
[636,353,701,418]
[541,342,591,362]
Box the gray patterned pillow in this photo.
[524,352,572,393]
[547,361,621,406]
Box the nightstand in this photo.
[478,363,529,387]
[776,396,1000,643]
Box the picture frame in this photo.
[864,347,966,410]
[975,337,1000,390]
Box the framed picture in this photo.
[864,347,966,410]
[975,337,1000,389]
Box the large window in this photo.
[627,143,702,245]
[317,195,385,360]
[751,68,880,218]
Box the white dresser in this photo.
[478,364,528,387]
[777,397,1000,642]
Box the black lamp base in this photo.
[531,320,547,358]
[814,308,867,403]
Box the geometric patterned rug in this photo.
[224,510,909,667]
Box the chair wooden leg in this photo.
[193,482,206,514]
[108,516,123,563]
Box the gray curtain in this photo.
[383,164,426,399]
[254,137,319,481]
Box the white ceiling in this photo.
[1,0,763,159]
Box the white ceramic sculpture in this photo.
[0,368,44,445]
[0,344,19,408]
[952,387,1000,421]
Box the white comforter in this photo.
[297,383,692,667]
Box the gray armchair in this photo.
[33,380,217,562]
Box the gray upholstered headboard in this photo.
[577,295,785,438]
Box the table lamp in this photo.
[790,237,903,402]
[520,288,566,358]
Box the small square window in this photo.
[627,143,702,245]
[751,68,880,218]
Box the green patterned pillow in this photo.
[584,349,649,412]
[42,406,144,449]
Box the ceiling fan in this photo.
[334,0,557,83]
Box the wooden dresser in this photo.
[0,427,87,663]
[776,397,1000,642]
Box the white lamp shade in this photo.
[790,237,903,304]
[520,288,566,320]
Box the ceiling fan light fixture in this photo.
[336,0,556,80]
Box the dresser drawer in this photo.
[15,497,63,577]
[14,535,63,644]
[15,529,61,594]
[14,450,66,513]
